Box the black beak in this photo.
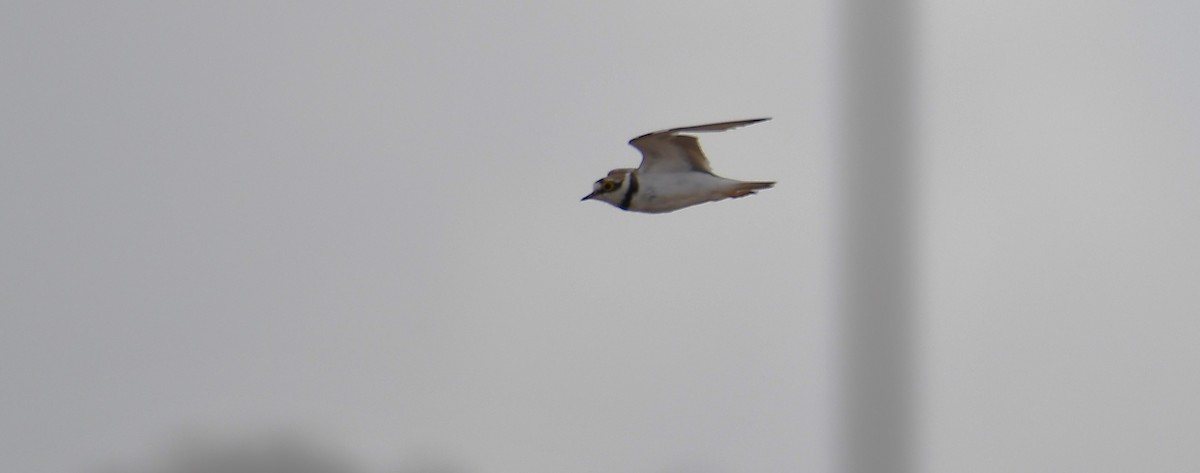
[581,192,596,201]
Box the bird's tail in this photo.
[726,181,775,198]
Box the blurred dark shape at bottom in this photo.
[167,434,356,473]
[93,431,359,473]
[92,429,467,473]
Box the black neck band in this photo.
[618,172,639,210]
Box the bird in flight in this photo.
[581,118,775,213]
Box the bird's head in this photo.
[581,168,635,207]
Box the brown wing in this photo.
[628,118,770,174]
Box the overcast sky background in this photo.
[2,2,1198,473]
[3,2,829,472]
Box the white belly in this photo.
[629,172,743,213]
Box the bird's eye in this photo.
[601,182,616,192]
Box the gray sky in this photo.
[920,1,1200,471]
[3,1,1199,473]
[2,2,827,472]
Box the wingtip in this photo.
[628,117,773,145]
[678,117,773,134]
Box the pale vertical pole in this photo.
[836,1,916,473]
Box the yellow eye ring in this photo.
[602,182,616,192]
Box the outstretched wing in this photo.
[628,118,770,174]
